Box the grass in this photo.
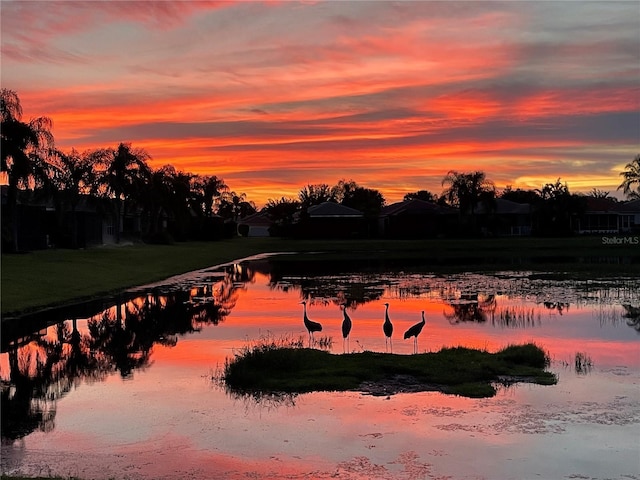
[2,236,637,317]
[575,351,593,374]
[222,340,557,398]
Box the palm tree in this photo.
[1,89,55,251]
[141,165,179,240]
[441,170,495,214]
[190,174,227,217]
[218,191,256,222]
[49,149,97,247]
[535,178,586,235]
[441,170,495,235]
[95,143,152,243]
[618,154,640,200]
[265,196,300,235]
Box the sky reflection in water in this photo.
[1,258,639,479]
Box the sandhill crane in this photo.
[341,303,352,352]
[300,300,322,345]
[383,302,393,352]
[404,310,426,353]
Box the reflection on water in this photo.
[1,257,639,479]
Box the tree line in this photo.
[2,89,639,250]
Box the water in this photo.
[2,256,639,479]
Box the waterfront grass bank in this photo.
[2,236,637,316]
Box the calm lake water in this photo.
[2,254,639,480]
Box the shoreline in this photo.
[2,237,638,318]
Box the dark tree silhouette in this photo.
[265,197,300,235]
[299,183,334,212]
[48,148,97,248]
[330,179,358,203]
[218,191,256,222]
[441,170,495,214]
[341,186,385,218]
[1,89,55,251]
[404,190,437,202]
[588,188,611,199]
[618,154,640,200]
[535,178,586,236]
[190,174,228,217]
[500,186,541,204]
[95,143,152,243]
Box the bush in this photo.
[497,343,549,368]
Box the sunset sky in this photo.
[2,1,639,207]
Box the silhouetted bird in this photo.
[341,303,352,352]
[301,301,322,344]
[404,310,426,353]
[383,302,393,352]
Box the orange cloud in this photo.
[3,2,638,207]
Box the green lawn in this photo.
[2,236,637,316]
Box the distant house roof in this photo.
[238,210,272,226]
[381,199,457,216]
[583,197,622,213]
[617,199,640,213]
[475,198,531,215]
[307,202,363,217]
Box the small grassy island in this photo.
[223,341,557,398]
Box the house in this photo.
[1,187,50,250]
[379,199,458,238]
[300,202,366,238]
[617,199,640,233]
[575,198,640,234]
[474,198,532,236]
[237,211,272,237]
[2,186,125,250]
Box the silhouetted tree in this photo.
[218,191,256,222]
[139,165,193,241]
[299,183,334,212]
[618,154,640,200]
[190,174,228,217]
[535,178,585,236]
[404,190,437,202]
[588,188,611,199]
[330,179,358,203]
[48,148,97,248]
[342,186,385,217]
[441,170,495,214]
[1,89,55,251]
[265,197,300,235]
[441,170,495,235]
[500,186,541,204]
[94,143,152,243]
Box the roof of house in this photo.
[381,198,458,216]
[583,197,621,213]
[238,210,272,226]
[610,198,640,213]
[307,202,363,217]
[474,198,531,215]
